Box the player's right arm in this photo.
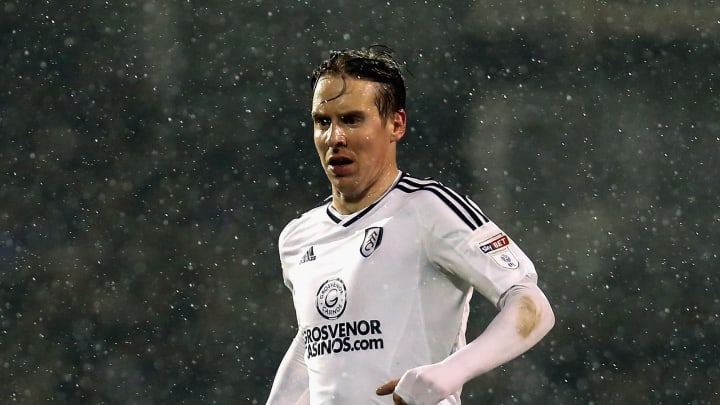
[266,331,310,405]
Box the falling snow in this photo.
[1,1,718,403]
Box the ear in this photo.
[389,109,407,143]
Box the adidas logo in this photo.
[300,246,316,264]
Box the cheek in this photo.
[314,135,330,163]
[313,133,325,150]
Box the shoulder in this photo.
[279,197,330,246]
[394,173,490,230]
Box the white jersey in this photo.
[278,172,536,404]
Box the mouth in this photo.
[327,155,354,175]
[328,156,354,167]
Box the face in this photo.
[311,75,406,209]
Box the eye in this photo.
[314,117,331,128]
[341,114,362,126]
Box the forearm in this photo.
[393,281,555,404]
[266,331,310,405]
[441,281,555,382]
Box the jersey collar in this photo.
[325,171,404,226]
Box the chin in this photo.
[332,179,361,196]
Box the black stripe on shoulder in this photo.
[396,175,489,230]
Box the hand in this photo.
[376,378,409,405]
[392,363,460,405]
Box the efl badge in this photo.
[316,278,347,320]
[478,233,520,269]
[360,227,383,257]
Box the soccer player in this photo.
[266,47,555,405]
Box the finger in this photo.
[376,378,401,395]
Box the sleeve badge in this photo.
[478,233,520,269]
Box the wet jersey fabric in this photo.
[278,172,536,404]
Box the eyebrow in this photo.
[311,111,326,120]
[311,110,366,120]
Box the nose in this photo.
[328,123,347,147]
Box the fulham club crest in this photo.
[360,227,383,257]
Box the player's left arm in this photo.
[378,277,555,405]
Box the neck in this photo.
[331,170,400,214]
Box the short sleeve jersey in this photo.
[278,172,536,404]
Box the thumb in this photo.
[376,378,401,396]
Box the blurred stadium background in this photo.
[1,1,718,403]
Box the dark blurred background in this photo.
[1,1,718,403]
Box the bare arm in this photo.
[379,278,555,404]
[266,331,310,405]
